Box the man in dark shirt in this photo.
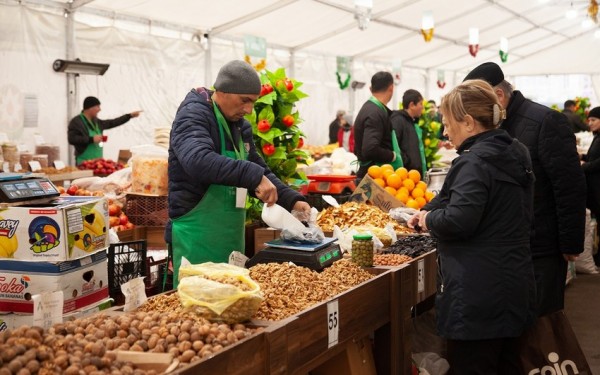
[562,100,589,133]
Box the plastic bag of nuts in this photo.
[178,262,264,324]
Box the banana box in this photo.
[0,250,109,314]
[0,196,109,261]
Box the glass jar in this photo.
[352,233,374,267]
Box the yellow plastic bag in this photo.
[177,262,263,323]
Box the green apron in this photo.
[77,113,103,165]
[413,123,427,176]
[361,97,403,170]
[171,102,247,287]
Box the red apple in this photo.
[108,204,121,217]
[119,214,129,225]
[67,185,78,195]
[109,216,120,228]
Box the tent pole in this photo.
[66,9,78,166]
[204,33,212,88]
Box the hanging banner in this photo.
[437,70,446,89]
[244,35,267,58]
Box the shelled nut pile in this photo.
[373,254,413,266]
[249,259,373,321]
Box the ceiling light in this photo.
[52,59,110,75]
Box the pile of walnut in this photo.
[0,310,258,374]
[373,254,413,266]
[249,259,373,321]
[317,202,414,234]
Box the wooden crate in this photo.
[254,227,282,253]
[116,226,167,249]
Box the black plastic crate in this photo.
[145,257,173,296]
[108,240,147,305]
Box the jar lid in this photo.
[353,233,373,240]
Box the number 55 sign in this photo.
[327,299,339,348]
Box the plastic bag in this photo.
[389,206,420,224]
[86,167,133,199]
[280,207,325,244]
[130,144,168,195]
[178,262,263,323]
[575,209,598,274]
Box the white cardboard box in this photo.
[0,196,109,261]
[0,250,109,314]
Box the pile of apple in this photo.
[108,200,134,232]
[78,158,125,176]
[58,184,102,196]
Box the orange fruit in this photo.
[416,197,427,208]
[425,190,435,202]
[395,190,409,204]
[384,186,397,196]
[374,178,386,188]
[408,169,421,183]
[411,187,425,199]
[382,169,395,179]
[381,164,394,172]
[416,181,428,191]
[397,187,410,197]
[402,178,415,192]
[395,167,408,180]
[406,199,419,209]
[386,173,403,189]
[368,165,383,179]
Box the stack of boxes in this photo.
[0,195,111,330]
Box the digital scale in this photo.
[0,173,60,206]
[246,237,343,271]
[306,175,356,195]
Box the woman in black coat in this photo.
[582,106,600,218]
[408,79,536,374]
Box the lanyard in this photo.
[212,101,245,160]
[79,113,100,134]
[368,96,387,112]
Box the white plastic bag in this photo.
[575,209,598,274]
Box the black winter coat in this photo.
[425,129,536,340]
[582,133,600,217]
[354,100,395,178]
[166,88,305,242]
[390,110,424,174]
[563,109,589,133]
[501,91,586,257]
[67,113,132,159]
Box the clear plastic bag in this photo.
[389,207,419,224]
[280,207,325,244]
[178,263,263,323]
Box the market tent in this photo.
[1,0,599,163]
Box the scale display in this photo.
[0,176,60,203]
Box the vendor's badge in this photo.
[236,187,248,208]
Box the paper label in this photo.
[417,258,425,293]
[228,251,249,268]
[54,160,66,170]
[33,291,64,329]
[29,161,42,172]
[122,277,148,312]
[327,299,339,348]
[236,187,248,208]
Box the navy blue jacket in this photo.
[425,129,536,340]
[166,88,305,242]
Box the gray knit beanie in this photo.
[214,60,261,95]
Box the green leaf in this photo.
[245,108,257,126]
[294,89,309,99]
[256,92,275,105]
[270,147,287,160]
[280,158,297,176]
[258,106,275,124]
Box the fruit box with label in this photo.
[0,250,109,314]
[351,174,405,212]
[0,196,109,261]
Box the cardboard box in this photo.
[118,149,132,165]
[254,227,282,253]
[351,174,404,212]
[0,196,109,261]
[0,298,112,332]
[0,250,109,314]
[116,226,167,249]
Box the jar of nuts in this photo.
[352,233,374,267]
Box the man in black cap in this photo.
[167,60,310,286]
[67,96,141,164]
[464,62,586,316]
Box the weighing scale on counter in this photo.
[306,175,356,210]
[0,173,60,206]
[246,237,343,271]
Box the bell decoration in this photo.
[468,28,479,58]
[499,37,509,63]
[421,11,435,42]
[437,70,446,89]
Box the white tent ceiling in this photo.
[43,0,600,76]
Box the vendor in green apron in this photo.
[390,89,427,177]
[167,60,310,287]
[353,71,402,181]
[67,96,141,165]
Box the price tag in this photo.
[122,277,148,312]
[17,144,28,152]
[228,251,249,268]
[34,134,45,145]
[0,133,8,143]
[32,291,64,329]
[417,259,425,293]
[54,160,66,170]
[29,161,42,172]
[327,299,339,348]
[2,162,8,173]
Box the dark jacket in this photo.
[563,109,589,133]
[354,100,395,178]
[166,88,305,242]
[390,110,424,173]
[501,91,586,258]
[425,129,536,340]
[329,118,341,144]
[67,113,131,159]
[337,125,355,152]
[582,133,600,217]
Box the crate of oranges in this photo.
[352,164,436,211]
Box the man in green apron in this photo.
[67,96,141,165]
[167,60,310,287]
[353,71,401,180]
[390,89,427,177]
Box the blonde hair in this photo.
[440,79,506,130]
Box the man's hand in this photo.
[93,134,103,143]
[563,254,579,262]
[407,210,429,232]
[293,201,311,214]
[131,111,142,118]
[255,176,278,206]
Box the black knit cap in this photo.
[589,106,600,119]
[214,60,261,95]
[83,96,101,110]
[463,62,505,86]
